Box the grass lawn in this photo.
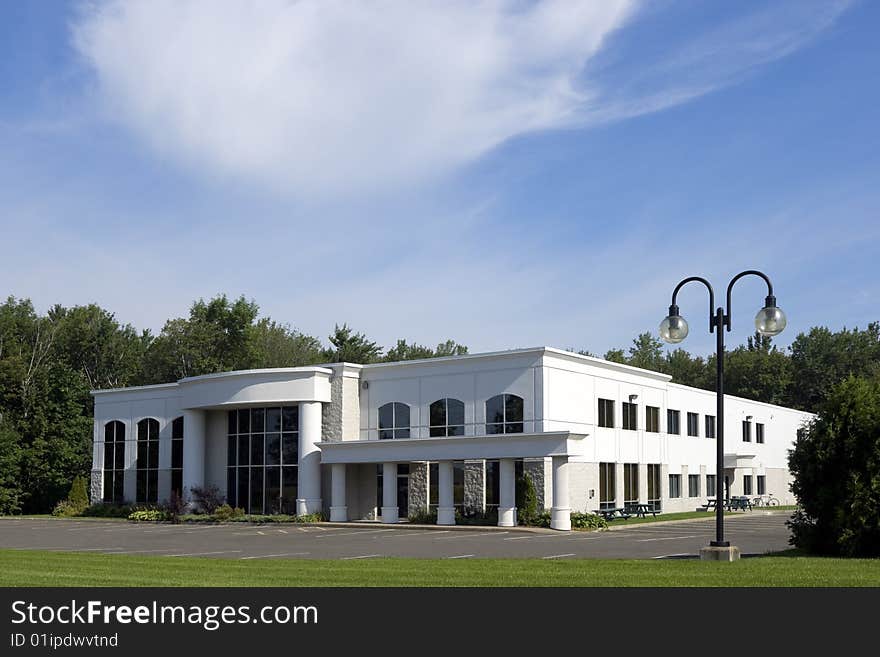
[1,549,877,587]
[602,509,795,526]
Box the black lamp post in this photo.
[659,270,786,549]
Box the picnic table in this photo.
[624,503,658,518]
[593,507,631,521]
[704,497,752,511]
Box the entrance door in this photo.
[397,464,409,517]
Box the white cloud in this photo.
[72,0,637,197]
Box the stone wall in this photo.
[408,462,429,517]
[464,460,485,512]
[524,458,548,510]
[89,470,103,505]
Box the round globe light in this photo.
[659,314,689,343]
[755,304,786,336]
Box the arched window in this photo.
[171,416,184,499]
[103,421,126,503]
[485,394,524,434]
[136,418,160,504]
[429,398,465,437]
[378,402,410,439]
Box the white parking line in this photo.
[503,536,532,541]
[102,548,179,555]
[636,535,700,542]
[315,529,396,538]
[445,554,475,559]
[240,552,310,560]
[341,554,382,560]
[165,550,243,557]
[542,553,576,559]
[436,532,507,539]
[652,553,693,559]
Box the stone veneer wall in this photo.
[90,470,103,505]
[464,460,485,512]
[524,458,549,510]
[408,462,429,517]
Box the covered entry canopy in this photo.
[317,431,588,464]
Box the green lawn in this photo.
[1,549,877,587]
[602,509,795,526]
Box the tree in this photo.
[382,339,468,362]
[722,332,792,405]
[323,324,382,364]
[788,373,880,556]
[664,348,709,389]
[603,348,626,364]
[0,419,23,514]
[252,319,324,368]
[627,332,666,372]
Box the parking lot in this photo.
[0,512,792,560]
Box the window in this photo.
[646,406,660,433]
[647,464,661,511]
[171,416,184,499]
[757,475,766,495]
[743,475,753,496]
[706,474,717,498]
[668,474,681,499]
[705,415,716,439]
[622,402,637,431]
[742,420,752,442]
[135,418,160,504]
[102,421,126,503]
[599,462,616,510]
[623,463,639,506]
[667,409,680,435]
[227,406,298,514]
[756,423,765,444]
[485,460,500,508]
[379,402,410,439]
[485,394,524,434]
[688,474,700,498]
[429,398,465,437]
[428,462,464,509]
[598,398,615,428]
[686,412,699,437]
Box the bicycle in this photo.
[751,493,780,507]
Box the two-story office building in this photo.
[90,347,812,530]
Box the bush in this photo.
[292,512,326,523]
[788,374,880,556]
[516,472,539,526]
[570,512,608,530]
[165,490,185,524]
[128,509,171,522]
[213,504,245,521]
[532,511,552,528]
[50,476,91,517]
[455,507,498,526]
[81,503,134,518]
[407,509,437,524]
[190,485,224,514]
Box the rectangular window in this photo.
[623,463,639,506]
[668,474,681,499]
[757,475,766,495]
[598,399,615,428]
[705,415,716,439]
[667,410,680,435]
[756,423,765,444]
[645,406,660,433]
[743,475,753,496]
[687,412,699,437]
[688,474,700,498]
[622,402,637,431]
[647,464,661,511]
[743,420,752,442]
[706,474,717,498]
[599,462,616,510]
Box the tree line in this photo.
[0,292,877,515]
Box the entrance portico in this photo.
[318,431,585,531]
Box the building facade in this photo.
[90,347,812,530]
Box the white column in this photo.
[382,462,399,523]
[330,463,348,522]
[551,455,571,531]
[437,461,455,526]
[182,409,206,505]
[498,458,516,527]
[296,401,323,516]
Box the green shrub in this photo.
[407,509,437,524]
[128,509,171,522]
[190,485,224,514]
[213,504,245,521]
[292,512,326,523]
[81,503,134,518]
[50,476,91,517]
[788,373,880,556]
[51,500,80,517]
[570,512,608,530]
[516,472,539,526]
[455,507,498,526]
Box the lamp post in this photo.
[659,270,786,559]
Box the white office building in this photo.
[90,347,812,530]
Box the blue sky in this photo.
[1,0,877,358]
